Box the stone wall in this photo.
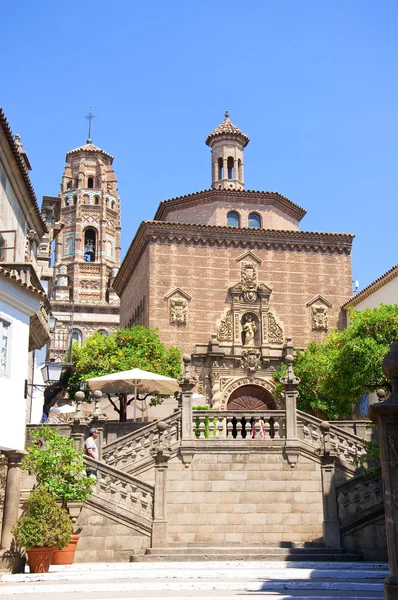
[341,514,387,561]
[74,507,151,562]
[166,451,323,545]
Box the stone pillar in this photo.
[69,391,88,451]
[151,422,171,548]
[369,341,398,599]
[179,354,195,467]
[319,421,341,548]
[89,390,107,461]
[0,451,25,551]
[281,347,300,467]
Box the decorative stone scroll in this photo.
[312,306,328,331]
[217,310,233,341]
[268,313,283,344]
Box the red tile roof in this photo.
[206,111,249,147]
[65,142,114,163]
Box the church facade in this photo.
[114,113,353,409]
[48,140,121,362]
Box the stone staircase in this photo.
[0,560,387,599]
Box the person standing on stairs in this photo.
[85,428,99,478]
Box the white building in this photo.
[0,108,51,452]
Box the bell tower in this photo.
[206,110,249,191]
[48,127,121,361]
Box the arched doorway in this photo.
[227,384,276,410]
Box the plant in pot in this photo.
[12,486,72,573]
[21,425,95,564]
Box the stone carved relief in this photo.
[268,313,283,344]
[241,261,258,302]
[217,310,233,341]
[24,230,36,262]
[169,298,187,325]
[240,348,261,374]
[312,306,328,331]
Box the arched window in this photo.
[97,329,109,336]
[88,177,94,189]
[94,195,100,205]
[75,179,78,188]
[238,159,242,180]
[66,236,74,255]
[70,329,82,346]
[227,157,234,179]
[73,195,77,205]
[218,157,224,180]
[248,213,261,229]
[227,211,240,227]
[66,180,72,190]
[84,228,96,262]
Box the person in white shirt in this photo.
[85,428,99,477]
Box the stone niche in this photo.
[193,251,286,409]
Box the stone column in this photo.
[151,422,171,548]
[179,354,195,467]
[89,390,107,461]
[0,451,24,549]
[369,341,398,599]
[69,391,88,451]
[319,421,341,548]
[281,348,300,467]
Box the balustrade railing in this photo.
[102,411,181,472]
[336,470,383,528]
[297,410,367,464]
[193,410,286,441]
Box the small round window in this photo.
[248,213,261,229]
[227,211,240,228]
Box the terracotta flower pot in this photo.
[51,534,79,565]
[27,546,55,573]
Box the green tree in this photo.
[274,304,398,419]
[69,326,182,421]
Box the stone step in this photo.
[136,546,362,562]
[0,561,386,599]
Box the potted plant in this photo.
[21,426,95,564]
[12,486,72,572]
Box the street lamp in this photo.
[24,361,69,399]
[48,313,58,333]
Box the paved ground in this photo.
[0,560,388,600]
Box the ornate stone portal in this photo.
[194,253,285,409]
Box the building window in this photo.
[0,319,10,375]
[227,211,240,227]
[73,195,77,205]
[0,231,16,261]
[88,177,94,189]
[84,228,96,262]
[65,236,75,255]
[98,329,109,336]
[66,180,72,190]
[248,213,261,229]
[94,195,100,205]
[238,159,242,180]
[70,329,83,346]
[217,157,224,179]
[227,156,234,179]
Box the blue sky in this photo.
[2,0,397,292]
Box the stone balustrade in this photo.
[84,456,154,524]
[102,411,181,472]
[336,470,383,527]
[193,410,286,440]
[297,410,367,464]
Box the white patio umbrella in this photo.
[86,368,180,421]
[49,404,76,414]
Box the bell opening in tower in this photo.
[84,228,96,262]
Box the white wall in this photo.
[0,278,39,452]
[353,277,398,310]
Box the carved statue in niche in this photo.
[169,298,187,325]
[312,306,328,331]
[217,310,233,341]
[242,314,257,347]
[241,261,258,302]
